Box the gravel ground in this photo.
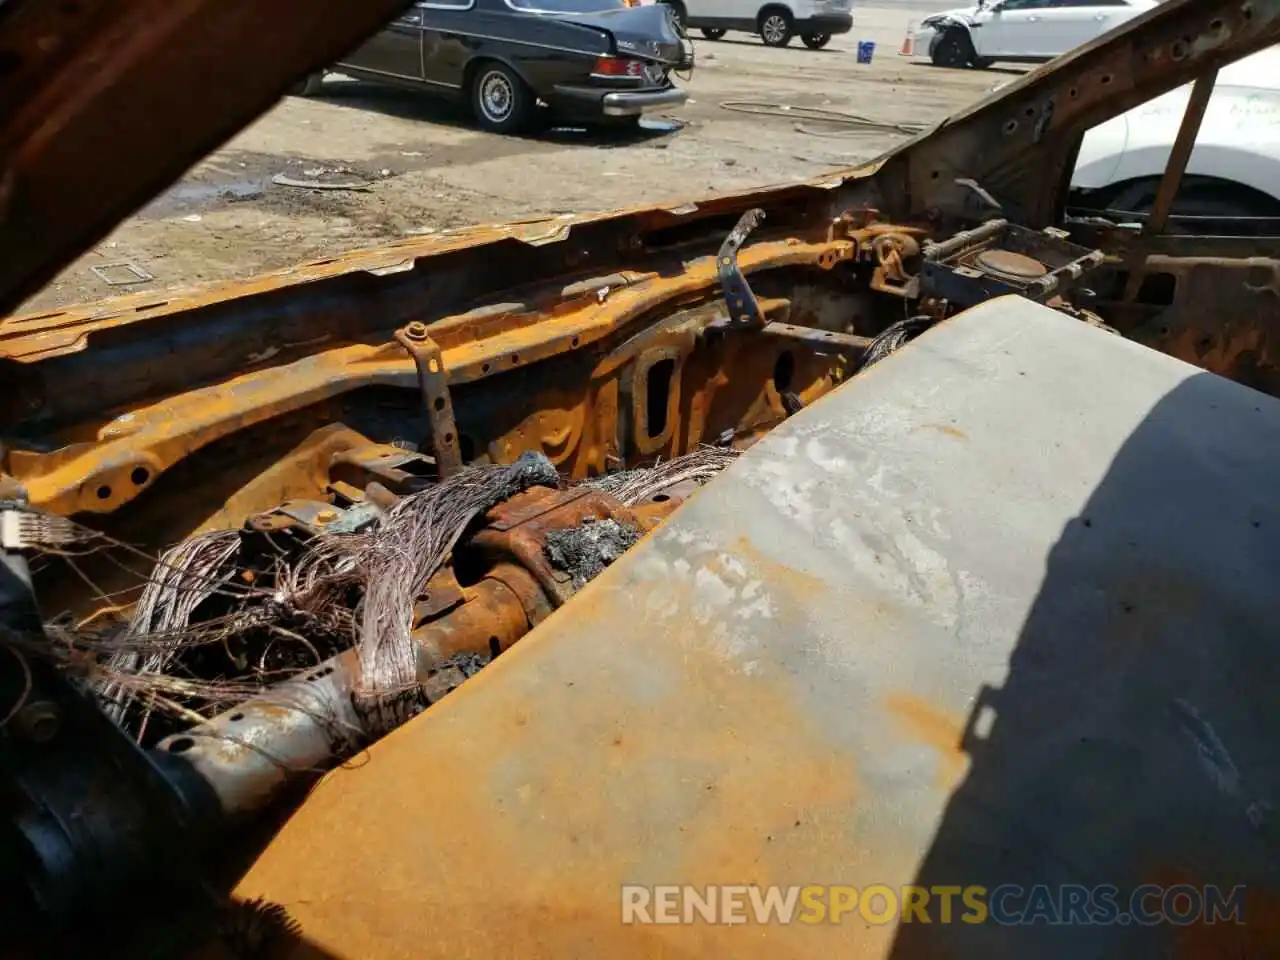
[20,6,1017,314]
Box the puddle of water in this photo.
[168,180,265,203]
[144,179,268,217]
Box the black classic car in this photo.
[296,0,693,132]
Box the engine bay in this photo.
[3,0,1280,954]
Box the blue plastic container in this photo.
[856,40,876,64]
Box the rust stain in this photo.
[920,423,967,441]
[884,693,968,789]
[1146,867,1280,960]
[234,564,886,959]
[732,535,828,601]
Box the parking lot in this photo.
[21,4,1015,313]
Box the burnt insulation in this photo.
[544,518,640,590]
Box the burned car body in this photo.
[1,0,1279,956]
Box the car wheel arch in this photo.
[1091,173,1280,218]
[931,24,977,67]
[757,4,794,30]
[1084,143,1280,215]
[464,54,534,97]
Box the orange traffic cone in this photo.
[899,21,916,57]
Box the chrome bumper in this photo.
[601,86,689,117]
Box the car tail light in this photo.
[593,57,645,77]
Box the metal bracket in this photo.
[759,321,873,353]
[718,208,766,327]
[395,322,463,478]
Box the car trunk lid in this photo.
[556,4,688,65]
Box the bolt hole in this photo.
[167,737,195,753]
[930,170,940,180]
[96,485,111,500]
[571,336,581,347]
[652,494,671,503]
[1198,338,1212,350]
[1243,4,1253,19]
[1069,87,1078,98]
[489,636,502,658]
[433,397,445,411]
[1210,17,1223,30]
[1023,105,1035,117]
[130,467,150,486]
[1003,120,1017,134]
[1100,73,1112,84]
[511,354,520,364]
[443,432,455,445]
[481,362,491,373]
[229,713,245,723]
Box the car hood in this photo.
[552,4,689,63]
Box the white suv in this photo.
[664,0,853,48]
[914,0,1154,69]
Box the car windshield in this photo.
[507,0,630,12]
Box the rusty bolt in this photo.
[14,700,60,743]
[405,321,429,341]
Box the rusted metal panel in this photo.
[3,237,853,516]
[234,296,1280,957]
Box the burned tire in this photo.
[801,32,831,49]
[290,72,327,97]
[701,27,727,39]
[470,62,535,135]
[758,9,794,46]
[931,28,975,68]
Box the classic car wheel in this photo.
[930,28,975,68]
[758,10,793,47]
[801,32,831,49]
[701,27,726,39]
[667,0,687,27]
[471,63,533,134]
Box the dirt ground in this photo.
[20,6,1013,314]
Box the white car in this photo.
[664,0,853,48]
[1072,47,1280,221]
[914,0,1155,69]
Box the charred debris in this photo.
[3,447,740,760]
